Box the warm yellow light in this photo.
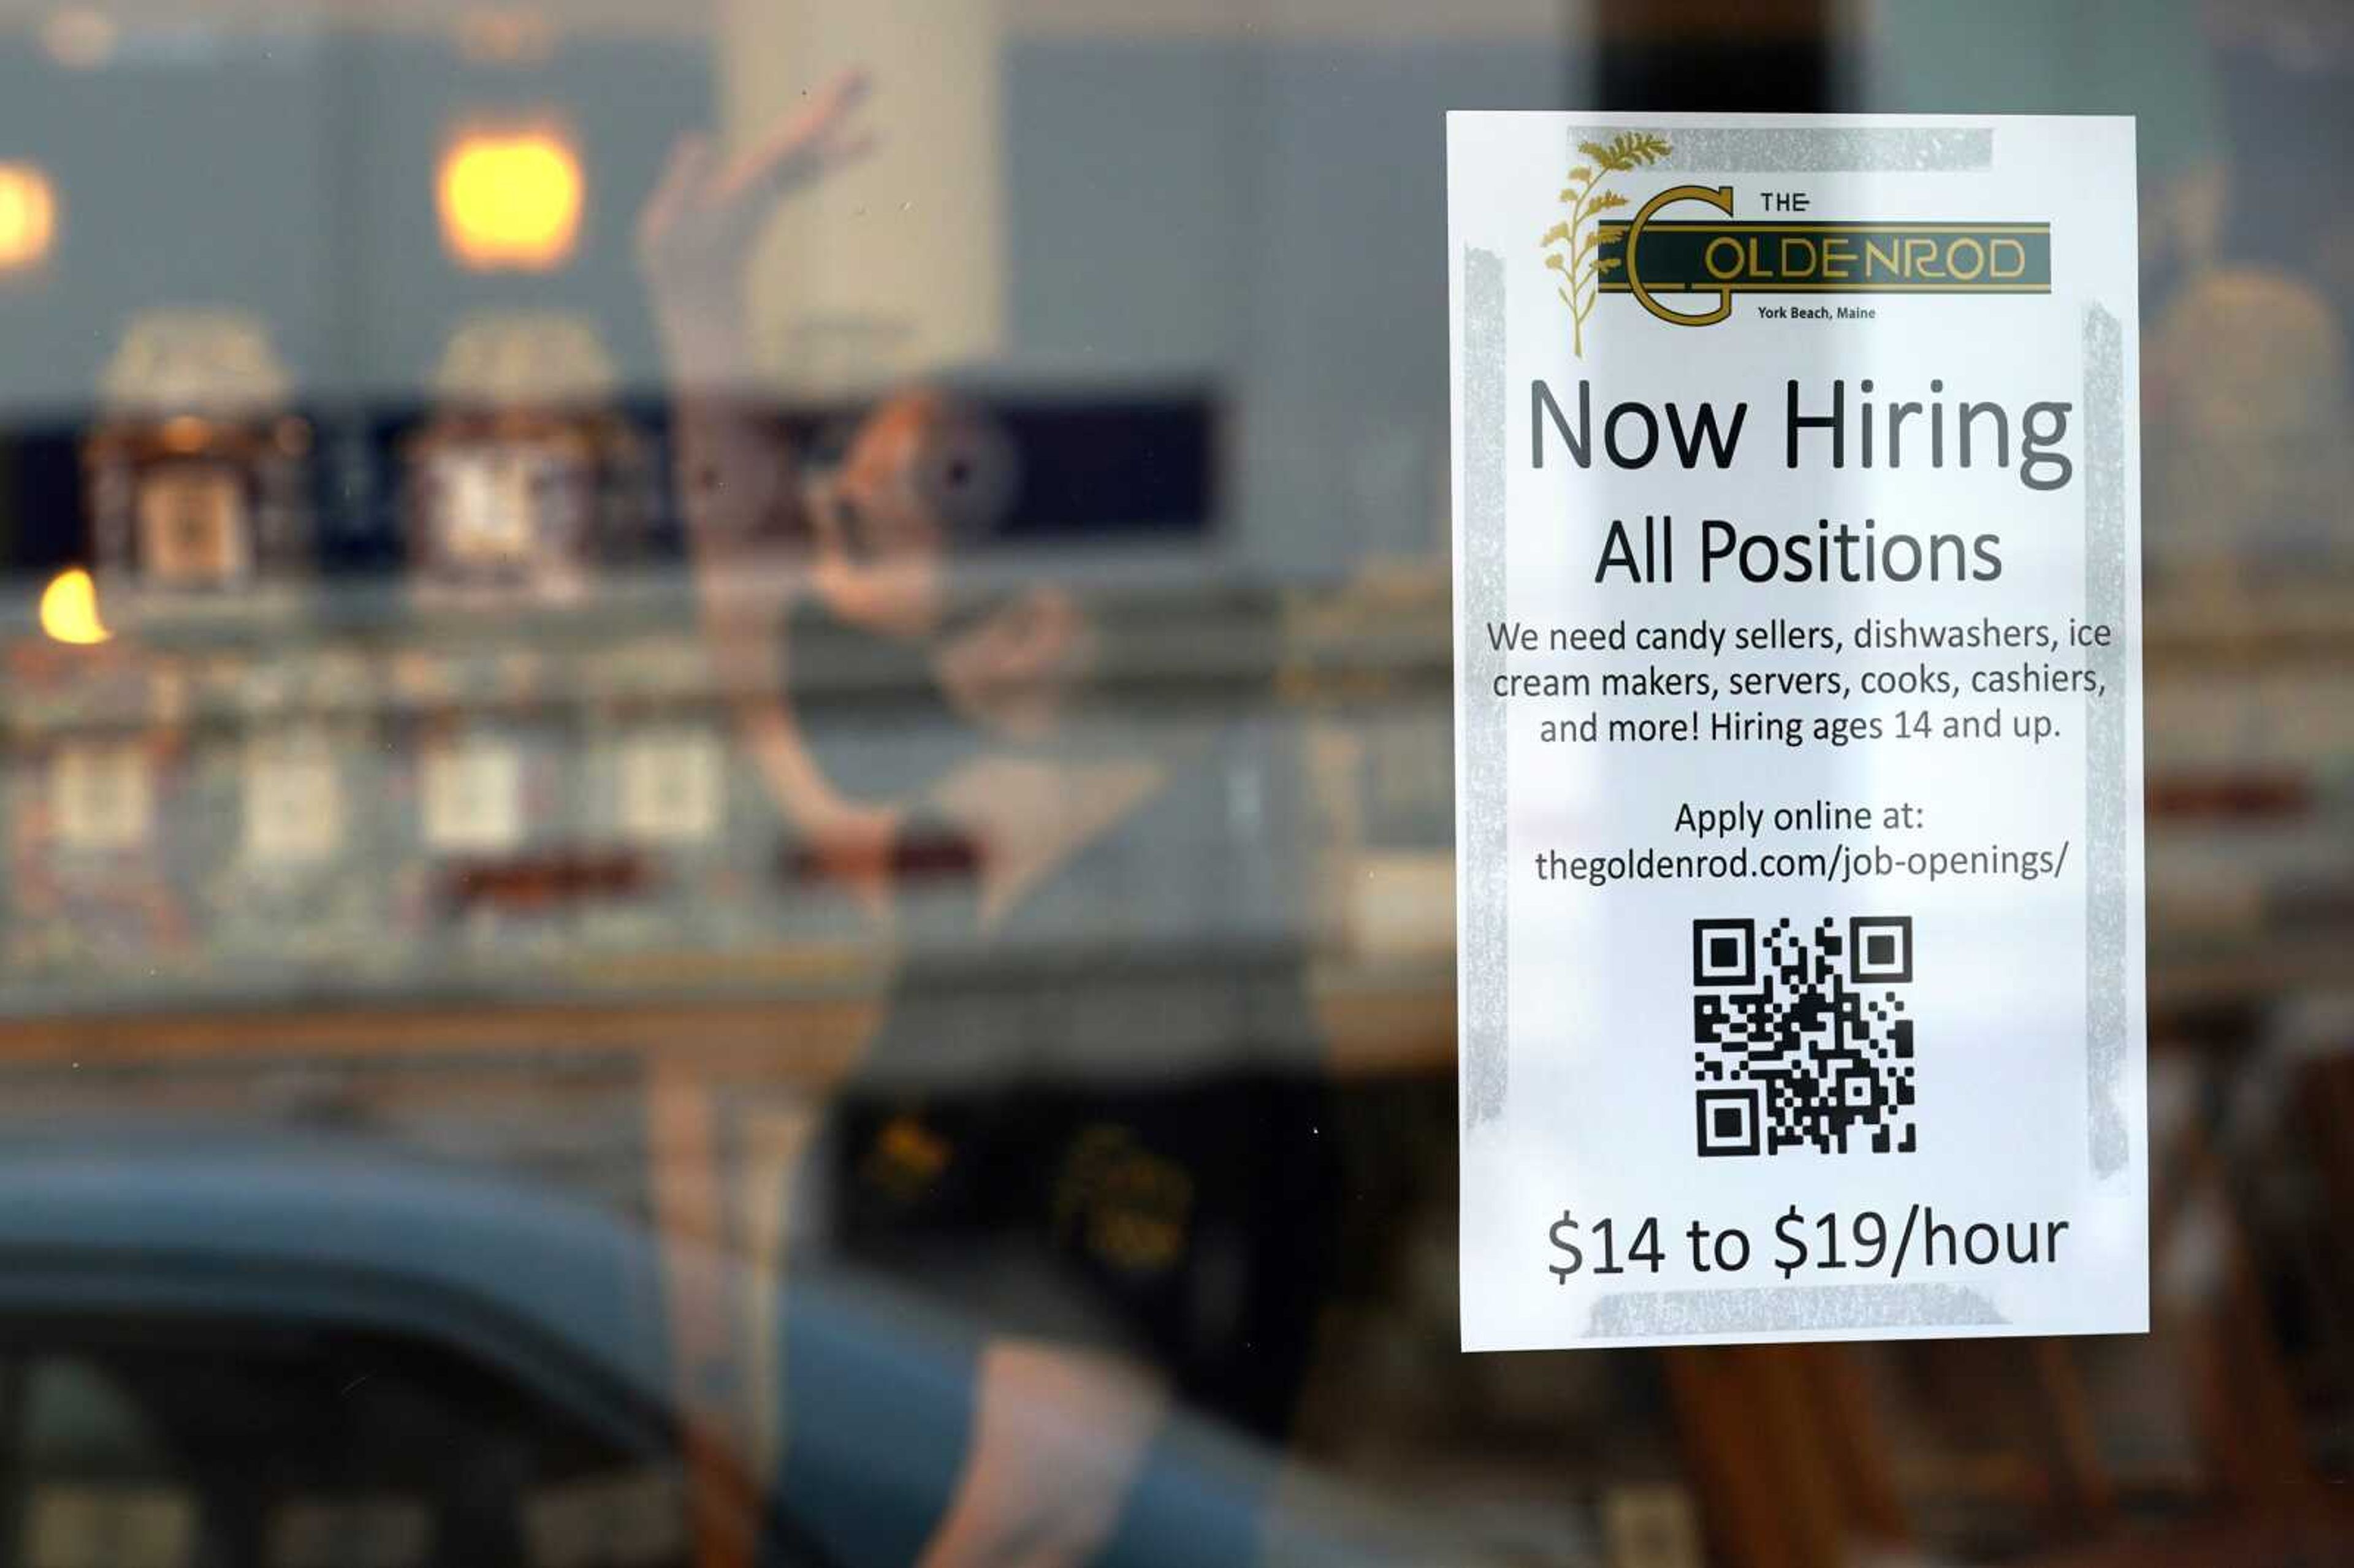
[0,163,58,273]
[438,127,584,273]
[39,568,109,645]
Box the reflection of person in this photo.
[641,72,1333,1567]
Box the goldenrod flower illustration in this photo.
[1542,132,1672,357]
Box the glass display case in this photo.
[82,310,314,611]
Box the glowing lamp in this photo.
[438,127,584,272]
[0,162,58,273]
[39,567,109,645]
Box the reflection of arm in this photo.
[918,1340,1166,1568]
[636,76,899,917]
[664,346,902,921]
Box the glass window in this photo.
[0,3,2345,1565]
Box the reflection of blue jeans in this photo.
[1093,1423,1264,1568]
[767,1280,976,1567]
[762,1276,1267,1567]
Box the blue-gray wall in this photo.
[0,29,709,417]
[1005,39,1583,573]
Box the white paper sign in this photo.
[421,734,524,853]
[617,727,723,846]
[244,730,344,865]
[1449,113,2147,1350]
[51,740,154,852]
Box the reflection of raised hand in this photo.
[637,67,877,370]
[646,69,899,907]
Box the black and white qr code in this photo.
[1691,915,1917,1157]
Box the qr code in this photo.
[1691,915,1916,1157]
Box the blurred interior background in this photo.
[0,2,2348,1566]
